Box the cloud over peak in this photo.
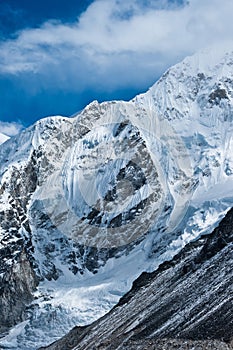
[1,0,233,78]
[0,0,233,124]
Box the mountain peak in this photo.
[0,132,10,145]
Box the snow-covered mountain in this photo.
[0,45,233,349]
[0,132,10,145]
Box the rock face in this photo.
[0,148,39,331]
[0,46,232,349]
[0,250,37,332]
[40,208,233,350]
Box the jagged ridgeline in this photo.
[0,46,232,349]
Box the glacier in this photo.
[0,45,233,349]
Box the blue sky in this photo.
[0,0,232,134]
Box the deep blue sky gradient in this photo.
[0,0,95,126]
[0,0,93,37]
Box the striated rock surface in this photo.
[0,250,38,332]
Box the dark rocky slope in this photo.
[40,207,233,350]
[0,249,37,333]
[0,152,39,331]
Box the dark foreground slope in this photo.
[40,208,233,350]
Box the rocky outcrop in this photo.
[40,208,233,349]
[0,150,39,332]
[0,249,38,332]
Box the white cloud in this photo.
[0,0,233,91]
[0,121,24,136]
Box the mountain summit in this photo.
[0,46,232,349]
[0,132,10,145]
